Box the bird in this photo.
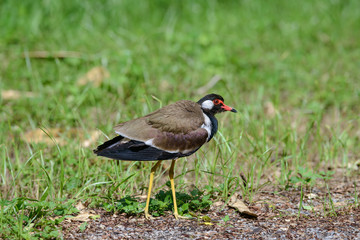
[93,93,237,219]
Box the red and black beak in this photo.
[221,103,237,113]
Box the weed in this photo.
[354,182,359,207]
[287,167,334,189]
[1,0,360,237]
[0,198,77,239]
[79,222,88,232]
[222,215,230,223]
[101,186,212,218]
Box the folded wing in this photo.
[94,100,209,161]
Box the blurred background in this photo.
[1,0,360,226]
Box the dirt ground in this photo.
[61,178,360,240]
[61,208,359,239]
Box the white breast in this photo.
[201,113,212,141]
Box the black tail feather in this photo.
[93,135,124,154]
[93,135,186,161]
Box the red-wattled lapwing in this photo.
[93,93,236,219]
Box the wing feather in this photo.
[113,100,208,153]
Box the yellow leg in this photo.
[169,159,179,219]
[145,160,162,219]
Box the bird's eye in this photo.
[213,99,220,105]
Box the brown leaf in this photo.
[2,90,35,100]
[264,101,276,118]
[23,128,65,145]
[68,210,99,222]
[77,66,110,87]
[75,201,86,211]
[48,216,62,221]
[22,128,101,147]
[134,195,148,201]
[228,194,258,218]
[334,201,349,209]
[213,201,225,207]
[196,75,222,95]
[23,51,82,59]
[81,130,102,147]
[306,193,318,199]
[347,160,360,171]
[159,80,171,91]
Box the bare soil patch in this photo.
[61,180,360,239]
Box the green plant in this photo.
[287,167,334,189]
[1,0,360,237]
[354,182,359,207]
[222,215,230,223]
[101,186,212,218]
[79,222,88,232]
[323,184,337,217]
[0,198,77,239]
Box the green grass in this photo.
[1,0,360,238]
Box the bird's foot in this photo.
[145,212,154,220]
[174,212,189,220]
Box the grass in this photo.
[1,0,360,238]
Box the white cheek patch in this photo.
[201,100,214,110]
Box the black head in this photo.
[197,93,237,115]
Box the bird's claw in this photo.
[145,212,155,220]
[174,213,189,220]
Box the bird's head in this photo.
[197,93,237,115]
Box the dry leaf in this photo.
[213,201,224,207]
[134,195,148,201]
[159,80,171,91]
[306,193,318,199]
[2,90,35,100]
[48,216,62,221]
[75,201,86,211]
[23,51,82,59]
[228,194,258,218]
[333,201,349,208]
[200,222,214,226]
[347,160,360,171]
[199,215,214,225]
[81,131,101,147]
[264,101,276,118]
[77,66,110,87]
[196,75,222,95]
[68,210,99,222]
[22,128,101,147]
[23,128,66,145]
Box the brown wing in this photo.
[146,100,205,134]
[113,100,208,153]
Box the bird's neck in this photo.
[204,111,218,141]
